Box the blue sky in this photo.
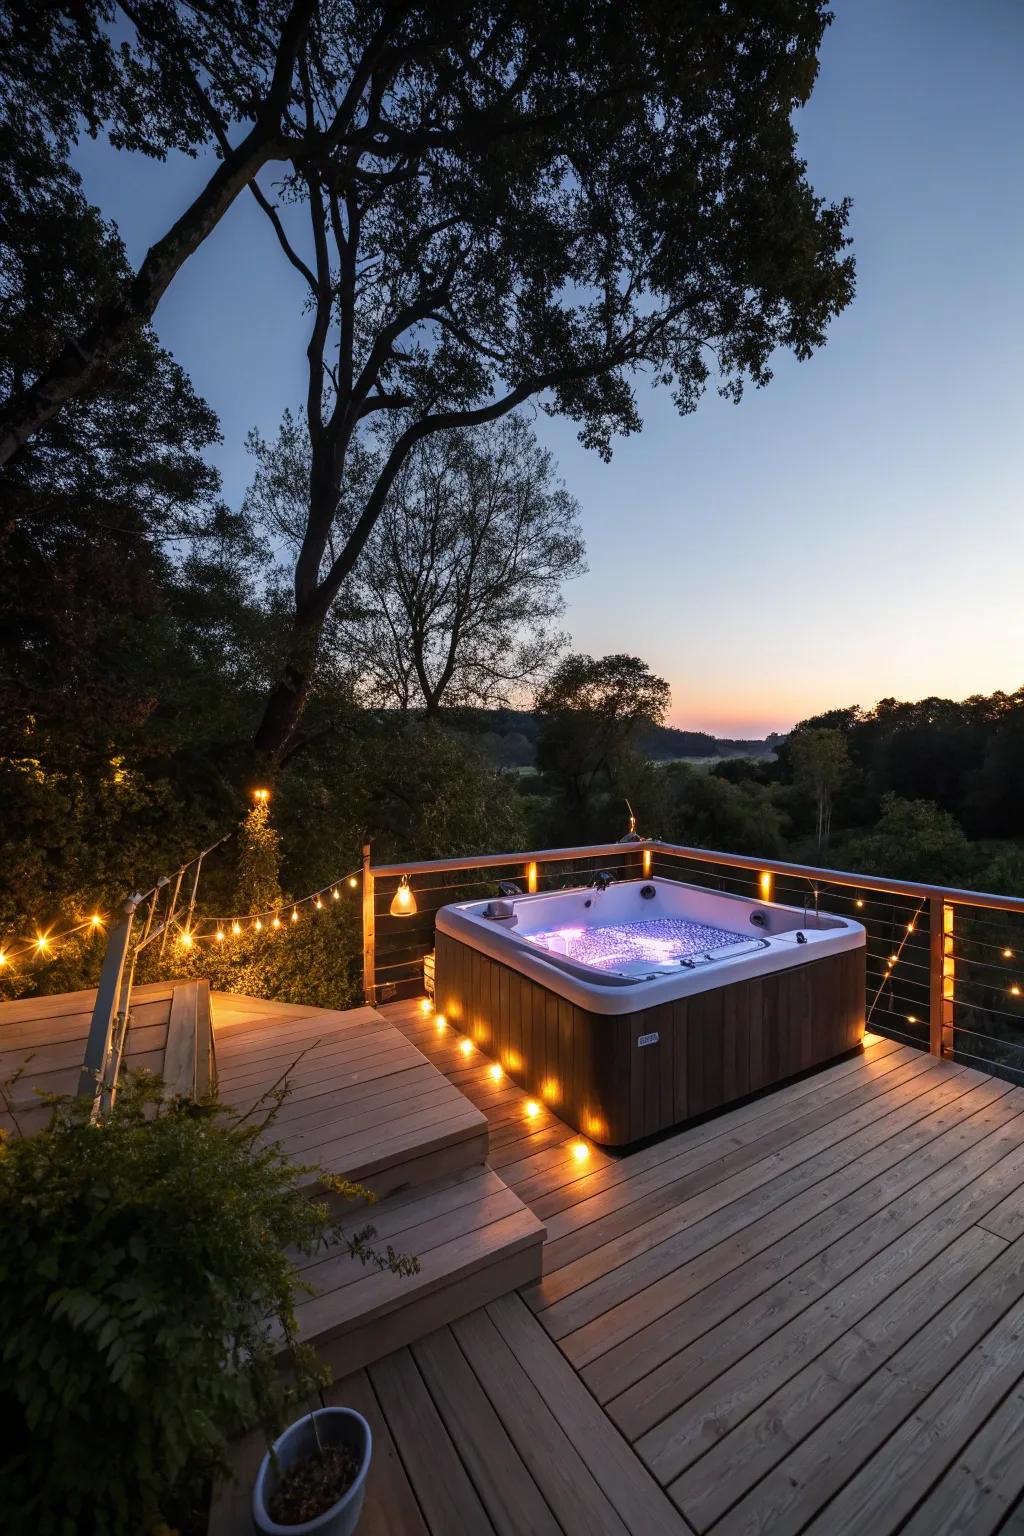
[72,0,1024,737]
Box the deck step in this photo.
[213,998,490,1200]
[292,1164,546,1379]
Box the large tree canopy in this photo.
[230,0,853,757]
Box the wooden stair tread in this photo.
[294,1166,545,1353]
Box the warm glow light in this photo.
[504,1051,522,1073]
[1012,986,1021,998]
[1004,949,1014,959]
[907,1014,918,1024]
[541,1078,560,1103]
[907,922,915,933]
[90,914,103,928]
[527,860,538,894]
[232,921,241,935]
[0,951,7,967]
[332,887,340,900]
[314,897,323,909]
[215,929,225,943]
[855,898,864,909]
[759,870,774,903]
[458,1037,474,1057]
[254,918,263,932]
[179,931,193,949]
[253,787,270,802]
[890,954,898,964]
[35,933,49,953]
[291,907,299,922]
[272,915,282,930]
[348,876,358,889]
[488,1063,503,1082]
[525,1100,541,1119]
[643,848,653,878]
[571,1140,591,1163]
[390,877,417,917]
[419,997,432,1014]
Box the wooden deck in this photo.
[365,996,1024,1536]
[9,983,1024,1532]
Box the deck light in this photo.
[759,871,774,903]
[435,1013,448,1032]
[419,997,432,1014]
[571,1141,591,1163]
[525,1100,541,1119]
[459,1037,474,1057]
[390,876,417,916]
[489,1063,503,1082]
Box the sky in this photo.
[71,0,1024,738]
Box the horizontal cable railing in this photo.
[364,837,1024,1084]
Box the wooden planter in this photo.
[435,933,865,1146]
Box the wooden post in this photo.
[930,897,955,1056]
[362,839,376,1005]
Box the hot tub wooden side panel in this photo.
[434,934,865,1146]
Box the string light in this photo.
[215,929,225,943]
[254,918,263,932]
[291,907,299,923]
[332,888,340,900]
[272,915,282,930]
[90,914,103,928]
[179,931,194,949]
[348,876,358,889]
[232,921,241,936]
[35,933,50,953]
[314,897,323,910]
[0,951,7,968]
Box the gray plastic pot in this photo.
[252,1406,372,1536]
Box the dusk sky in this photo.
[72,0,1024,738]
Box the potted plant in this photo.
[0,1071,416,1536]
[253,1405,372,1535]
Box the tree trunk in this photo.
[253,654,316,762]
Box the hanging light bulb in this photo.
[90,914,103,929]
[35,933,50,953]
[179,930,194,949]
[272,915,282,930]
[291,907,299,923]
[390,876,417,917]
[215,929,225,943]
[348,875,358,889]
[231,921,241,936]
[314,896,323,910]
[254,918,263,932]
[0,950,7,968]
[332,887,340,900]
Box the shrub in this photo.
[0,1074,415,1535]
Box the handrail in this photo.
[368,836,1024,914]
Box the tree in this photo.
[0,0,319,464]
[840,794,973,886]
[787,726,853,852]
[248,412,585,716]
[536,653,670,817]
[660,762,785,856]
[232,1,853,758]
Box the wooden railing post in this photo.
[362,839,376,1005]
[77,897,138,1102]
[929,897,955,1056]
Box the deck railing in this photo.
[364,838,1024,1085]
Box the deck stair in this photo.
[211,993,545,1377]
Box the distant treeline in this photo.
[464,708,779,770]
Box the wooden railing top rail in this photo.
[368,837,1024,917]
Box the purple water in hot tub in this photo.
[525,917,759,974]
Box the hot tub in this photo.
[434,875,865,1145]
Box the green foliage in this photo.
[236,799,283,915]
[838,793,973,885]
[536,653,671,834]
[658,763,786,857]
[0,1073,416,1536]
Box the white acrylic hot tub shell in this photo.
[434,876,865,1016]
